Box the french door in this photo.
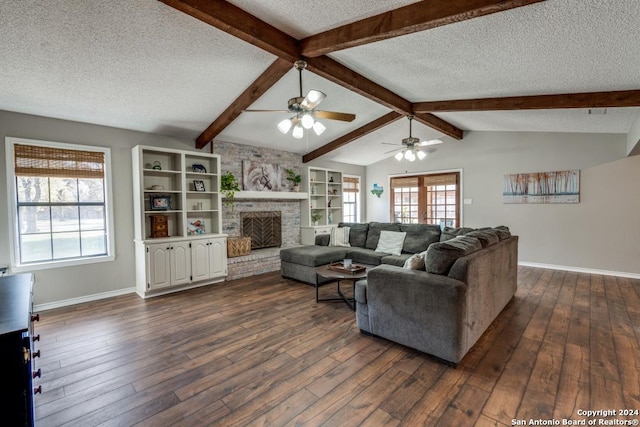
[390,172,460,227]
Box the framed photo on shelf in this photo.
[150,195,170,210]
[187,218,205,234]
[193,180,205,192]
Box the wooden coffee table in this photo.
[314,263,375,311]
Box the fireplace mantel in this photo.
[228,191,308,200]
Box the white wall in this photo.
[366,131,640,276]
[628,112,640,156]
[0,110,198,305]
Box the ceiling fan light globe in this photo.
[312,121,326,136]
[277,119,292,134]
[301,113,315,129]
[394,151,404,161]
[404,150,413,160]
[417,150,427,160]
[292,123,304,139]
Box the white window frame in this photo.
[5,137,116,272]
[343,174,361,223]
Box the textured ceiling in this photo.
[0,0,638,166]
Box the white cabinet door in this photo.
[170,241,191,286]
[190,239,210,282]
[147,244,171,290]
[208,238,227,278]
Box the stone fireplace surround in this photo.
[213,141,304,280]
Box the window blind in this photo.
[343,176,359,192]
[14,144,105,179]
[423,173,457,186]
[390,176,419,188]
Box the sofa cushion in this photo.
[403,251,426,270]
[493,226,512,240]
[466,229,499,248]
[425,235,482,274]
[365,222,402,250]
[381,254,412,267]
[280,245,349,267]
[329,226,350,247]
[440,226,475,242]
[339,222,369,247]
[346,247,389,265]
[400,224,442,253]
[375,230,406,256]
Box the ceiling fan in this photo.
[383,115,443,161]
[244,60,356,139]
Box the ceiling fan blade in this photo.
[300,90,326,110]
[423,147,438,153]
[380,142,400,146]
[243,109,290,113]
[417,139,443,146]
[384,147,403,154]
[314,110,356,122]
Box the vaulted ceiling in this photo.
[1,0,639,165]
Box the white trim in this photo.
[518,261,640,279]
[5,136,116,270]
[229,191,308,200]
[33,286,135,312]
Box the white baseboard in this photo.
[518,261,640,280]
[34,287,136,312]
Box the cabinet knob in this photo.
[31,313,40,322]
[33,334,40,342]
[33,350,40,359]
[33,369,41,379]
[34,386,42,395]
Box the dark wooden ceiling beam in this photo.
[305,56,412,114]
[413,90,640,112]
[303,112,403,163]
[413,112,464,140]
[158,0,299,62]
[301,0,547,57]
[195,58,292,149]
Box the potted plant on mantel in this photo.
[284,168,302,192]
[220,171,240,211]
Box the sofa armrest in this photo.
[364,264,468,363]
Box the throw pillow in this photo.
[375,230,407,256]
[425,235,482,275]
[365,222,402,250]
[329,226,350,247]
[493,226,511,240]
[403,251,426,270]
[466,229,499,248]
[440,226,475,242]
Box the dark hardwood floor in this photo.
[33,266,640,426]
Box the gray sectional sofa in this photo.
[280,222,518,365]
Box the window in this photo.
[343,175,360,223]
[391,172,460,227]
[6,138,114,269]
[391,177,419,223]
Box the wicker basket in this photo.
[227,237,251,258]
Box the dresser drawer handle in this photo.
[34,386,42,395]
[33,334,40,342]
[31,314,40,322]
[32,350,40,359]
[33,369,41,379]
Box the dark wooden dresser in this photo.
[0,274,39,426]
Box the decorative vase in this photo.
[293,185,300,192]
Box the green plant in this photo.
[220,171,240,200]
[284,168,301,185]
[311,212,322,223]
